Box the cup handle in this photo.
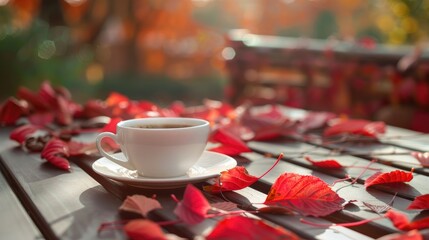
[96,132,134,170]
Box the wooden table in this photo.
[1,106,428,239]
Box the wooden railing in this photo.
[225,30,429,132]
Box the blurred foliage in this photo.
[1,0,429,104]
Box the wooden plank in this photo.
[0,170,41,239]
[0,142,125,239]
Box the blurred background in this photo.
[1,0,429,131]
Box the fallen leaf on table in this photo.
[209,127,252,156]
[41,139,70,171]
[324,119,386,138]
[203,166,259,193]
[304,156,343,169]
[124,219,167,240]
[385,209,429,230]
[365,170,413,188]
[174,184,211,224]
[407,194,429,210]
[0,97,28,125]
[205,215,300,240]
[264,173,345,217]
[9,124,40,144]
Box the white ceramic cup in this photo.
[96,117,210,178]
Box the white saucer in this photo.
[92,151,237,189]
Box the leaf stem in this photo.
[258,153,284,179]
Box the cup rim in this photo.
[117,117,210,131]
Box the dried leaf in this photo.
[41,139,70,171]
[363,201,392,214]
[407,194,429,210]
[411,152,429,167]
[385,209,429,231]
[264,173,345,217]
[304,156,343,169]
[206,216,300,240]
[365,170,413,188]
[324,119,386,137]
[123,219,167,240]
[119,195,162,217]
[174,184,211,224]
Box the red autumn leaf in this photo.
[304,156,343,169]
[296,111,336,133]
[66,141,98,156]
[105,92,129,107]
[203,166,259,193]
[385,209,429,231]
[100,117,122,133]
[204,154,282,193]
[41,139,70,171]
[123,219,167,240]
[264,173,345,217]
[411,152,429,167]
[28,112,55,126]
[168,101,185,116]
[209,127,252,156]
[55,95,73,126]
[10,124,40,144]
[38,81,58,107]
[377,229,424,240]
[203,98,235,118]
[81,99,110,118]
[17,86,50,111]
[0,97,28,125]
[407,194,429,210]
[119,195,162,217]
[240,105,291,141]
[174,184,211,225]
[206,215,300,240]
[324,119,386,138]
[365,170,413,188]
